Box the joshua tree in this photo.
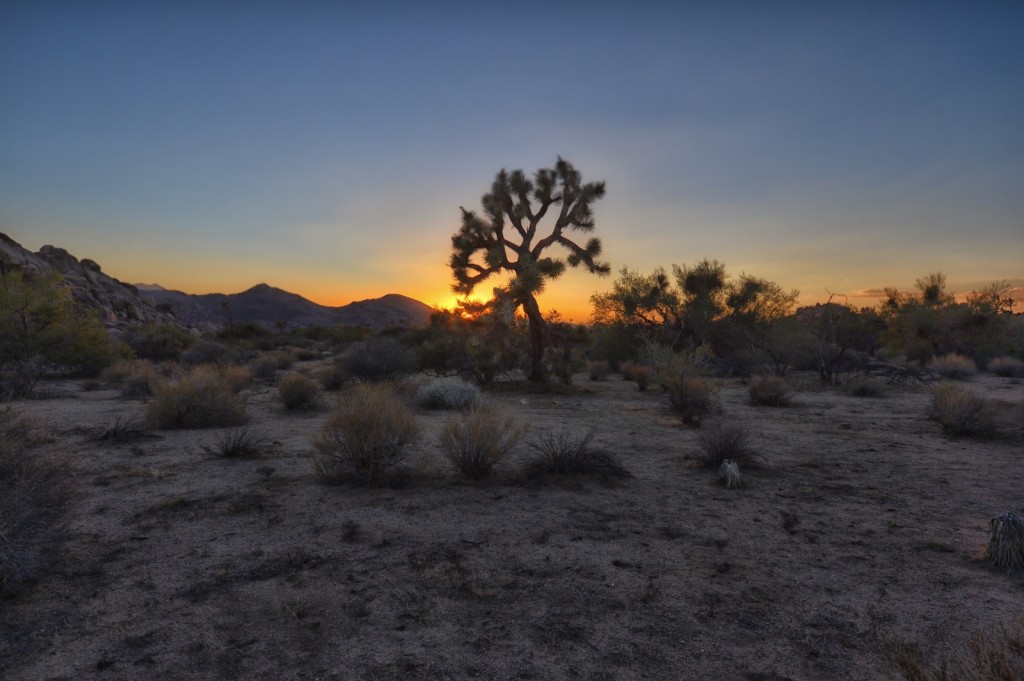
[450,158,610,382]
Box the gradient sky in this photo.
[2,2,1022,318]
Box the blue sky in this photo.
[2,2,1022,315]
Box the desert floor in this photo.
[2,368,1023,680]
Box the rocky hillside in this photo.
[0,233,172,328]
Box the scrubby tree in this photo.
[450,158,610,381]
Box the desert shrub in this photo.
[989,356,1024,378]
[748,375,793,407]
[697,417,754,467]
[342,338,417,381]
[930,353,977,380]
[888,621,1024,681]
[0,408,68,596]
[523,429,632,482]
[249,350,295,380]
[277,372,322,411]
[929,383,996,437]
[0,271,127,376]
[666,374,720,426]
[412,377,481,410]
[844,374,886,398]
[146,365,247,429]
[312,383,421,485]
[121,323,196,362]
[102,358,159,397]
[210,427,269,458]
[619,360,651,390]
[588,360,610,381]
[0,356,47,401]
[439,407,523,480]
[180,340,240,367]
[318,359,348,390]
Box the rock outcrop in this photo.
[0,233,173,328]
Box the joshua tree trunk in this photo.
[521,294,550,382]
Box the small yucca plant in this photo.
[717,459,743,489]
[983,512,1024,575]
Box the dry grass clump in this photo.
[748,375,793,407]
[146,365,248,429]
[412,377,480,410]
[523,429,631,482]
[312,383,421,485]
[102,358,159,397]
[983,512,1024,576]
[619,360,651,390]
[588,360,610,381]
[439,407,523,481]
[666,374,720,426]
[888,621,1024,681]
[697,417,755,467]
[930,353,978,380]
[929,383,996,438]
[210,427,270,458]
[988,356,1024,378]
[1,408,68,596]
[95,415,147,443]
[250,350,296,380]
[277,372,322,411]
[0,356,46,401]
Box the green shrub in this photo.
[929,353,977,380]
[146,366,247,429]
[440,408,522,481]
[277,372,322,411]
[748,375,793,407]
[929,383,996,437]
[523,430,631,482]
[312,383,421,485]
[412,377,481,410]
[989,356,1024,378]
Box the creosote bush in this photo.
[524,429,631,482]
[440,407,523,481]
[697,417,754,467]
[412,377,480,410]
[929,382,996,438]
[929,353,977,380]
[619,360,651,390]
[102,358,159,397]
[844,374,886,398]
[146,365,248,429]
[748,375,793,407]
[989,356,1024,378]
[312,383,420,485]
[666,374,720,426]
[342,338,417,381]
[250,350,295,380]
[277,372,322,411]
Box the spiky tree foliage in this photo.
[450,158,610,381]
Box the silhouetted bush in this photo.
[277,372,322,411]
[146,366,247,429]
[748,375,793,406]
[440,408,522,481]
[312,383,421,485]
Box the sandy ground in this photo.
[2,367,1022,680]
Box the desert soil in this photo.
[2,368,1022,680]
